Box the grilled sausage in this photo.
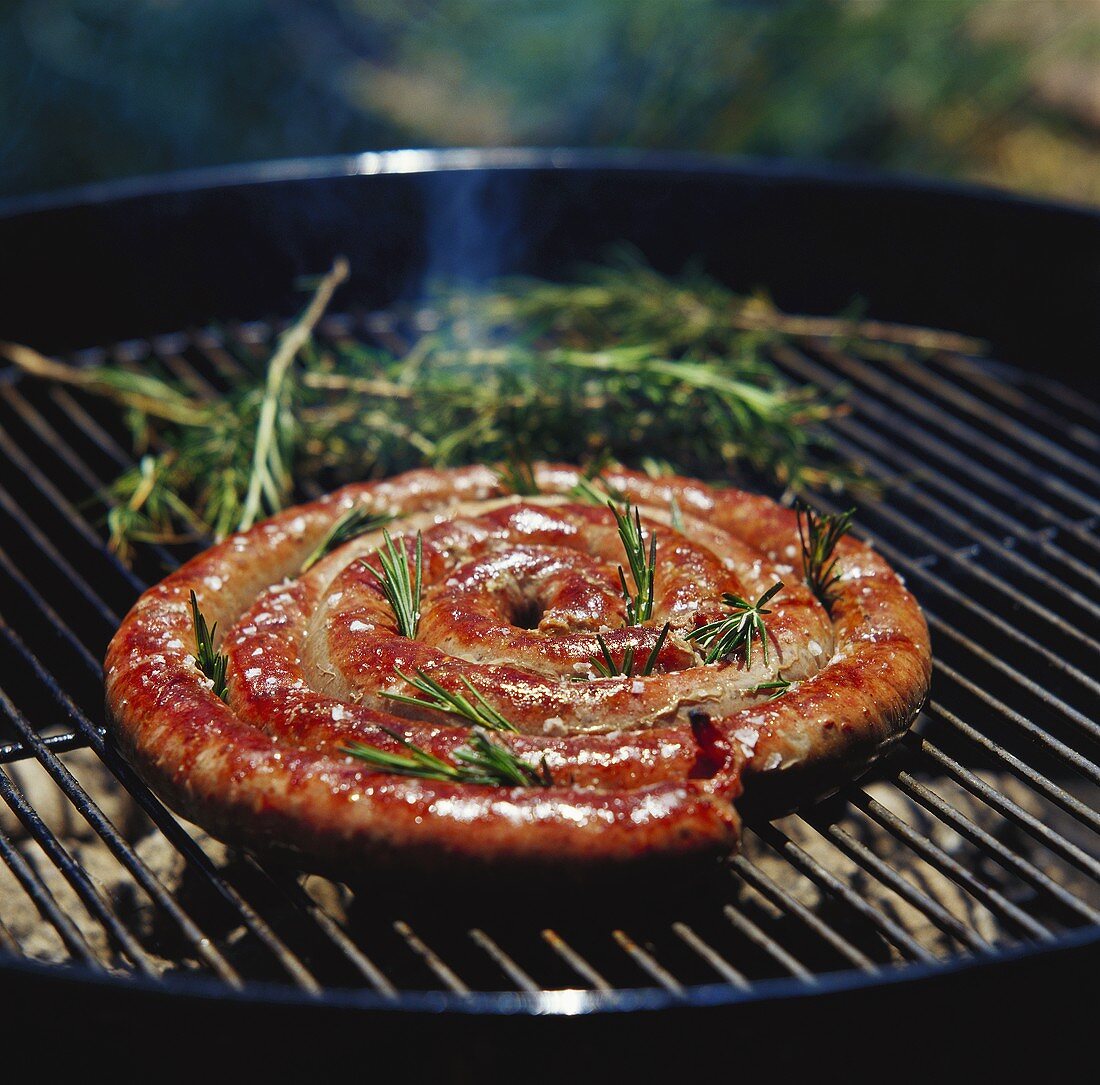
[105,464,930,874]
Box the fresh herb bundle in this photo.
[1,252,895,564]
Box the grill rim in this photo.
[2,924,1097,1016]
[5,145,1100,221]
[0,149,1096,1014]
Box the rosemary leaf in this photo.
[588,622,670,678]
[495,454,541,496]
[748,676,792,700]
[610,500,657,625]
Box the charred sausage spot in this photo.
[688,710,735,780]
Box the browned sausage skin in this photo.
[104,464,929,873]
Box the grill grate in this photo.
[0,314,1096,1007]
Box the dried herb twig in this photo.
[238,257,349,530]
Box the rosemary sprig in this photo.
[495,455,541,495]
[567,450,626,505]
[189,590,229,701]
[687,582,784,666]
[668,493,685,533]
[588,622,670,678]
[797,501,856,609]
[301,506,395,572]
[569,472,630,506]
[384,668,517,731]
[748,676,792,700]
[611,500,657,625]
[362,529,424,638]
[342,727,552,788]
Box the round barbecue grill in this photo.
[0,150,1096,1074]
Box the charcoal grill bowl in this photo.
[0,149,1096,1074]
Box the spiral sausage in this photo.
[105,464,930,874]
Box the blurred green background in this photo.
[3,0,1098,204]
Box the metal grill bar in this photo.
[0,317,1095,1004]
[722,904,815,981]
[772,345,1100,557]
[912,737,1100,882]
[728,855,877,972]
[0,762,158,976]
[892,771,1100,925]
[845,789,1052,942]
[672,922,750,989]
[0,819,101,967]
[856,345,1100,486]
[812,344,1100,516]
[0,679,242,985]
[0,620,327,993]
[796,812,992,954]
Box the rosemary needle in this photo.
[610,500,657,626]
[588,622,671,678]
[748,676,792,700]
[495,455,541,496]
